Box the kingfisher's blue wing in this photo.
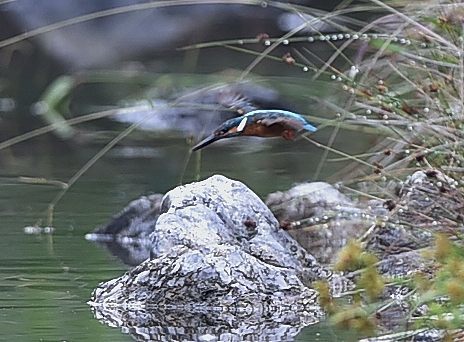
[246,109,317,133]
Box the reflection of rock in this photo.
[91,299,318,341]
[266,182,370,263]
[113,82,292,138]
[90,175,349,340]
[85,194,163,266]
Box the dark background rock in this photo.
[266,181,370,263]
[86,193,163,266]
[1,0,343,69]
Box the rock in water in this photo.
[85,194,164,266]
[89,175,345,339]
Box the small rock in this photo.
[266,182,366,263]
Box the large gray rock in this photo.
[153,175,335,285]
[89,175,347,339]
[87,170,463,340]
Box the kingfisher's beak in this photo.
[192,134,221,151]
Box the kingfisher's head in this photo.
[192,116,247,151]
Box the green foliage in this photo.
[409,235,464,330]
[318,241,386,336]
[335,240,378,272]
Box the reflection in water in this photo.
[93,238,151,266]
[90,303,320,341]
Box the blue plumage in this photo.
[192,109,317,151]
[244,109,317,133]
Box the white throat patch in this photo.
[237,117,248,132]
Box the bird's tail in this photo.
[302,123,317,133]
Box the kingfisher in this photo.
[192,109,317,151]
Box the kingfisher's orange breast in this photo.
[242,123,286,137]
